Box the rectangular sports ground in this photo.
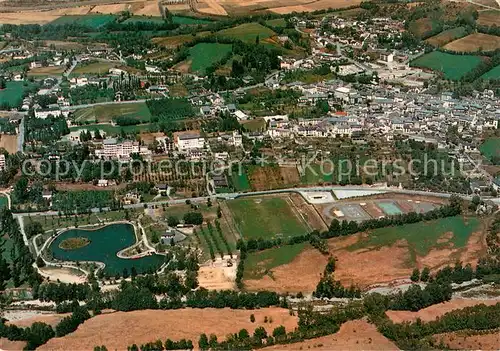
[410,51,483,80]
[226,195,309,240]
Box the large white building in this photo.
[175,133,205,152]
[0,154,5,171]
[95,138,140,159]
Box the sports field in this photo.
[217,22,275,43]
[189,43,232,74]
[480,137,500,162]
[227,196,309,240]
[50,15,117,28]
[410,51,483,80]
[73,102,152,123]
[481,65,500,80]
[425,27,467,47]
[347,216,480,263]
[243,242,307,279]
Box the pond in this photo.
[50,223,165,276]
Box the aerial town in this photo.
[0,0,499,350]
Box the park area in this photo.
[73,102,152,124]
[226,195,309,240]
[410,51,483,80]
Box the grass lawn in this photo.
[300,163,333,184]
[480,137,500,162]
[189,43,232,74]
[73,102,152,123]
[481,65,500,80]
[71,61,118,75]
[50,15,117,28]
[243,242,307,279]
[227,197,309,240]
[231,170,251,191]
[0,81,35,108]
[410,51,483,80]
[347,216,480,264]
[217,23,275,43]
[265,18,287,28]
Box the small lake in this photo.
[50,223,165,276]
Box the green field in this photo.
[217,22,275,43]
[480,137,500,162]
[123,16,166,24]
[189,43,232,74]
[244,242,307,279]
[481,65,500,80]
[265,18,287,28]
[300,164,333,184]
[231,170,251,191]
[0,195,8,209]
[172,15,211,25]
[50,15,117,28]
[408,17,441,38]
[347,216,480,264]
[227,196,309,240]
[410,51,482,80]
[0,81,35,108]
[71,61,118,75]
[73,102,152,123]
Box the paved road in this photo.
[17,116,25,153]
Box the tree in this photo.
[254,326,267,340]
[420,267,430,282]
[250,314,255,323]
[410,268,420,282]
[183,212,203,225]
[272,325,286,338]
[25,322,55,350]
[198,334,209,350]
[167,216,180,227]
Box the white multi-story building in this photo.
[176,133,205,151]
[0,154,5,171]
[96,138,140,159]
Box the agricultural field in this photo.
[481,64,500,79]
[230,169,251,191]
[73,102,152,124]
[71,61,118,75]
[123,16,166,24]
[443,33,500,52]
[0,81,36,108]
[477,9,500,26]
[217,22,275,43]
[425,27,468,47]
[243,212,487,292]
[38,308,297,351]
[480,137,500,162]
[50,15,117,28]
[28,66,65,77]
[226,195,310,240]
[265,18,287,27]
[152,32,210,48]
[247,165,301,191]
[410,51,483,80]
[188,43,232,74]
[172,15,211,25]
